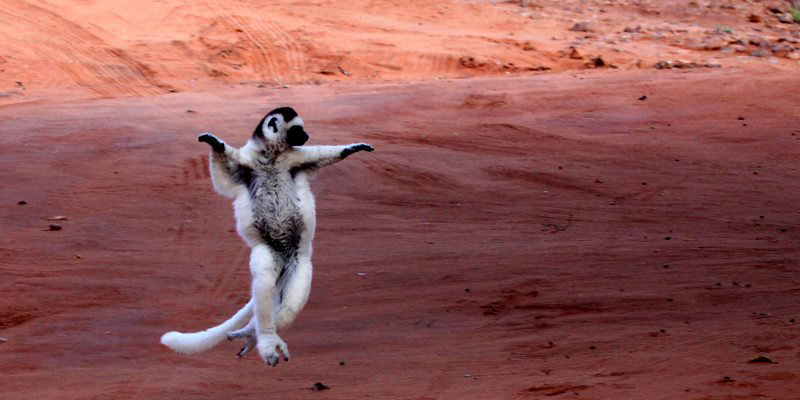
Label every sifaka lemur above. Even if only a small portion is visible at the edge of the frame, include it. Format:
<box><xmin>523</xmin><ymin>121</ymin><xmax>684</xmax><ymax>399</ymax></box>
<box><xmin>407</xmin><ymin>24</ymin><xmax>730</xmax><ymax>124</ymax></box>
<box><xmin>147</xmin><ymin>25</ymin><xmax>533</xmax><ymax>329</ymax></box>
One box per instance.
<box><xmin>160</xmin><ymin>107</ymin><xmax>373</xmax><ymax>366</ymax></box>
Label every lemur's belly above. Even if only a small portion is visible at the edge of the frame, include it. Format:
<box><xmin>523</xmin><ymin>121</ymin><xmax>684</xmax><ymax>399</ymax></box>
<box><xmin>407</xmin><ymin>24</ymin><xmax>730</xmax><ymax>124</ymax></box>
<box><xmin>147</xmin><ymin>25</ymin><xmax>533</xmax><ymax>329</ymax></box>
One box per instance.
<box><xmin>247</xmin><ymin>170</ymin><xmax>304</xmax><ymax>255</ymax></box>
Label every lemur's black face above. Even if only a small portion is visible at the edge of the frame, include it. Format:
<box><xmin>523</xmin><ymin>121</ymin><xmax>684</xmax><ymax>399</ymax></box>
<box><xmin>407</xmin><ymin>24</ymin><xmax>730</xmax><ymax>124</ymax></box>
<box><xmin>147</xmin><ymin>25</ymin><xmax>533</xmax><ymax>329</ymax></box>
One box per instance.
<box><xmin>253</xmin><ymin>106</ymin><xmax>309</xmax><ymax>150</ymax></box>
<box><xmin>286</xmin><ymin>125</ymin><xmax>308</xmax><ymax>146</ymax></box>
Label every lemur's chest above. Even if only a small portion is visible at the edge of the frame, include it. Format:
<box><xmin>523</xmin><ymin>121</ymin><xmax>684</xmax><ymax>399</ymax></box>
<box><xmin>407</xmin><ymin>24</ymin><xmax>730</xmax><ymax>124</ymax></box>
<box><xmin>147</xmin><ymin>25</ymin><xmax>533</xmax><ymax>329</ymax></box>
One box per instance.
<box><xmin>246</xmin><ymin>166</ymin><xmax>304</xmax><ymax>253</ymax></box>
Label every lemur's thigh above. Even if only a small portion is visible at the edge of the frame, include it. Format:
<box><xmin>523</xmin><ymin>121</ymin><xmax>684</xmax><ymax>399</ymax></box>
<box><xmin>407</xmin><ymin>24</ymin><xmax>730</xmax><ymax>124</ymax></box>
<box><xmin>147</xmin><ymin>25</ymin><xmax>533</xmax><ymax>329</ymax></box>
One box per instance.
<box><xmin>249</xmin><ymin>244</ymin><xmax>280</xmax><ymax>332</ymax></box>
<box><xmin>276</xmin><ymin>254</ymin><xmax>313</xmax><ymax>330</ymax></box>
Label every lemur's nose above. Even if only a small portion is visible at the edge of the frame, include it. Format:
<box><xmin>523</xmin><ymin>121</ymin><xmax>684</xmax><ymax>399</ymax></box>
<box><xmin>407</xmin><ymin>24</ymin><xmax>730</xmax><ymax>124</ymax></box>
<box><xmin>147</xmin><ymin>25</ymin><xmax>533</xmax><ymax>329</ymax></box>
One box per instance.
<box><xmin>287</xmin><ymin>126</ymin><xmax>309</xmax><ymax>146</ymax></box>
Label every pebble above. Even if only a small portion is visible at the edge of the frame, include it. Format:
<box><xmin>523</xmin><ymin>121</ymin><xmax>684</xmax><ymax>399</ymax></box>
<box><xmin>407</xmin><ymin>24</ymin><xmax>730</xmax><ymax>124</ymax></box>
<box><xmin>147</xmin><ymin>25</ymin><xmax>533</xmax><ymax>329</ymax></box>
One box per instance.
<box><xmin>721</xmin><ymin>44</ymin><xmax>746</xmax><ymax>54</ymax></box>
<box><xmin>777</xmin><ymin>13</ymin><xmax>794</xmax><ymax>24</ymax></box>
<box><xmin>569</xmin><ymin>22</ymin><xmax>593</xmax><ymax>32</ymax></box>
<box><xmin>748</xmin><ymin>355</ymin><xmax>776</xmax><ymax>364</ymax></box>
<box><xmin>311</xmin><ymin>382</ymin><xmax>330</xmax><ymax>391</ymax></box>
<box><xmin>771</xmin><ymin>44</ymin><xmax>794</xmax><ymax>57</ymax></box>
<box><xmin>17</xmin><ymin>201</ymin><xmax>26</xmax><ymax>205</ymax></box>
<box><xmin>47</xmin><ymin>224</ymin><xmax>62</xmax><ymax>231</ymax></box>
<box><xmin>0</xmin><ymin>336</ymin><xmax>6</xmax><ymax>343</ymax></box>
<box><xmin>569</xmin><ymin>48</ymin><xmax>583</xmax><ymax>59</ymax></box>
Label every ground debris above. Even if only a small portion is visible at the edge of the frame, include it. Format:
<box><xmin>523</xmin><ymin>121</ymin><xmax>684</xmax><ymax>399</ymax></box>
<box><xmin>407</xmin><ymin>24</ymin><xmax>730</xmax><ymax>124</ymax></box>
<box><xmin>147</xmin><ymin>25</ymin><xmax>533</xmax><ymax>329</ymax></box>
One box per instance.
<box><xmin>569</xmin><ymin>22</ymin><xmax>593</xmax><ymax>32</ymax></box>
<box><xmin>653</xmin><ymin>60</ymin><xmax>721</xmax><ymax>69</ymax></box>
<box><xmin>569</xmin><ymin>48</ymin><xmax>583</xmax><ymax>59</ymax></box>
<box><xmin>311</xmin><ymin>382</ymin><xmax>330</xmax><ymax>391</ymax></box>
<box><xmin>46</xmin><ymin>224</ymin><xmax>62</xmax><ymax>231</ymax></box>
<box><xmin>748</xmin><ymin>355</ymin><xmax>776</xmax><ymax>364</ymax></box>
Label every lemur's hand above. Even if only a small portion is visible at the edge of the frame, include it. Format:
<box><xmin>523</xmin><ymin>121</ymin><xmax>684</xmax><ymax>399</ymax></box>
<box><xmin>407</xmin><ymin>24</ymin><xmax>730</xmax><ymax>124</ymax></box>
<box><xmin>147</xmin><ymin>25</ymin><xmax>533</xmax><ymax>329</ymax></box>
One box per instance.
<box><xmin>198</xmin><ymin>132</ymin><xmax>225</xmax><ymax>153</ymax></box>
<box><xmin>341</xmin><ymin>143</ymin><xmax>374</xmax><ymax>159</ymax></box>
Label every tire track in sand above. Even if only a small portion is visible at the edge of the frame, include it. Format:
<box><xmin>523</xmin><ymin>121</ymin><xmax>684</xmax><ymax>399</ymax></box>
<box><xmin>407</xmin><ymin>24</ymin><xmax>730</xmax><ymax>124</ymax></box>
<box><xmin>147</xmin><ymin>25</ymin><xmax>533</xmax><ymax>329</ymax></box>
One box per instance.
<box><xmin>202</xmin><ymin>0</ymin><xmax>307</xmax><ymax>83</ymax></box>
<box><xmin>0</xmin><ymin>1</ymin><xmax>170</xmax><ymax>97</ymax></box>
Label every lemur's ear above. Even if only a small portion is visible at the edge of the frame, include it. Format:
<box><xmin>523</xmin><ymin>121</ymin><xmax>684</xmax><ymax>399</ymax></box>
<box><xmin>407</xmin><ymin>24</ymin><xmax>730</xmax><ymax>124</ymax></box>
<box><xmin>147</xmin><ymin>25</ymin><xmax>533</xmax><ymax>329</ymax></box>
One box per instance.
<box><xmin>267</xmin><ymin>117</ymin><xmax>278</xmax><ymax>133</ymax></box>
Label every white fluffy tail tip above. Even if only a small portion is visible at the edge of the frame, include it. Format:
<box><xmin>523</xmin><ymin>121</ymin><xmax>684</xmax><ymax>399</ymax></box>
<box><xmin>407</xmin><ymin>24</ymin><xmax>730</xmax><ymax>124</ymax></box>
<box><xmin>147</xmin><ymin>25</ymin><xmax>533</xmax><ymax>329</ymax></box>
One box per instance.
<box><xmin>160</xmin><ymin>331</ymin><xmax>221</xmax><ymax>355</ymax></box>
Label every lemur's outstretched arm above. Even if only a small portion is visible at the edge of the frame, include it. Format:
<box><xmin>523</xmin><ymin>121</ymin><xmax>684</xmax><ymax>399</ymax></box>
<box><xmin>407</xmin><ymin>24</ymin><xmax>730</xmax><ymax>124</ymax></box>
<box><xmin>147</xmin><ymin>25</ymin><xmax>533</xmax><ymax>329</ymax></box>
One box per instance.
<box><xmin>199</xmin><ymin>133</ymin><xmax>247</xmax><ymax>197</ymax></box>
<box><xmin>280</xmin><ymin>143</ymin><xmax>374</xmax><ymax>172</ymax></box>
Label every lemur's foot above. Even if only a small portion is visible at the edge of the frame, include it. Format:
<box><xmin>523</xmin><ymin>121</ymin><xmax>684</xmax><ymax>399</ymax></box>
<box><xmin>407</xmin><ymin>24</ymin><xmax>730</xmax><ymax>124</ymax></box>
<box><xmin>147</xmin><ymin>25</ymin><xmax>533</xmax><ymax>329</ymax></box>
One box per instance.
<box><xmin>227</xmin><ymin>325</ymin><xmax>257</xmax><ymax>358</ymax></box>
<box><xmin>341</xmin><ymin>143</ymin><xmax>374</xmax><ymax>158</ymax></box>
<box><xmin>226</xmin><ymin>325</ymin><xmax>254</xmax><ymax>341</ymax></box>
<box><xmin>236</xmin><ymin>336</ymin><xmax>256</xmax><ymax>358</ymax></box>
<box><xmin>198</xmin><ymin>132</ymin><xmax>225</xmax><ymax>152</ymax></box>
<box><xmin>256</xmin><ymin>333</ymin><xmax>290</xmax><ymax>367</ymax></box>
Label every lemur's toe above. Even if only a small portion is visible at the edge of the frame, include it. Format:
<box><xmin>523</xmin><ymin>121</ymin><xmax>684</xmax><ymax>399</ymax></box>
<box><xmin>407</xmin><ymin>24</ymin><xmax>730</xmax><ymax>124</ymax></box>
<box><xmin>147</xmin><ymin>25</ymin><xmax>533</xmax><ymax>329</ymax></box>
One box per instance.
<box><xmin>236</xmin><ymin>337</ymin><xmax>256</xmax><ymax>358</ymax></box>
<box><xmin>265</xmin><ymin>354</ymin><xmax>280</xmax><ymax>366</ymax></box>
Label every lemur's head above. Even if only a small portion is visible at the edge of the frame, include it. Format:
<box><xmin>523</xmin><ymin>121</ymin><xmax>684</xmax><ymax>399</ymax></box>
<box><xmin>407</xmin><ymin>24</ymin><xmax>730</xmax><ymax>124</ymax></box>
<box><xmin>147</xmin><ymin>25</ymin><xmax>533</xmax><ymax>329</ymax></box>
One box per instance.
<box><xmin>252</xmin><ymin>107</ymin><xmax>309</xmax><ymax>152</ymax></box>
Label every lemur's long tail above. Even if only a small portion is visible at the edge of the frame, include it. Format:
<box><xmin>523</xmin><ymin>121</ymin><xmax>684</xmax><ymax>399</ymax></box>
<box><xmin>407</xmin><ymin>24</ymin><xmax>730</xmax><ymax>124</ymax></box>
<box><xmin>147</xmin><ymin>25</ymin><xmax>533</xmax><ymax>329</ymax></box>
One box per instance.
<box><xmin>160</xmin><ymin>299</ymin><xmax>253</xmax><ymax>354</ymax></box>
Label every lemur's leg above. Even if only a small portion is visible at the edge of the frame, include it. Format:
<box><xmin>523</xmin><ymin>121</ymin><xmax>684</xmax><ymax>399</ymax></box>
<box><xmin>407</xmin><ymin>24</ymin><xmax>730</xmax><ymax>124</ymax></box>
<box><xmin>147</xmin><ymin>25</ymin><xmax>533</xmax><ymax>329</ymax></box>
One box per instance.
<box><xmin>249</xmin><ymin>243</ymin><xmax>290</xmax><ymax>366</ymax></box>
<box><xmin>275</xmin><ymin>254</ymin><xmax>313</xmax><ymax>330</ymax></box>
<box><xmin>281</xmin><ymin>143</ymin><xmax>374</xmax><ymax>172</ymax></box>
<box><xmin>276</xmin><ymin>171</ymin><xmax>316</xmax><ymax>330</ymax></box>
<box><xmin>198</xmin><ymin>133</ymin><xmax>248</xmax><ymax>197</ymax></box>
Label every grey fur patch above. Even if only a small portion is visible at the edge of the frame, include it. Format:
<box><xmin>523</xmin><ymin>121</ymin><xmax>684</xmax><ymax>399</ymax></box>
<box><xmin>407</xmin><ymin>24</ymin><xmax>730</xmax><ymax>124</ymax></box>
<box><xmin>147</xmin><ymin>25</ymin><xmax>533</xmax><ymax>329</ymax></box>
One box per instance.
<box><xmin>247</xmin><ymin>164</ymin><xmax>304</xmax><ymax>266</ymax></box>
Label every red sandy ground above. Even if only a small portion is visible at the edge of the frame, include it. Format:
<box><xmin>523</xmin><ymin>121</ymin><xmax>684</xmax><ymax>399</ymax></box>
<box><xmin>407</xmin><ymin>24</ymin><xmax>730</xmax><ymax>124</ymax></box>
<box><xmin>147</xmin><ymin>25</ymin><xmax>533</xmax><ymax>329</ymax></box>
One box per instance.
<box><xmin>1</xmin><ymin>1</ymin><xmax>800</xmax><ymax>399</ymax></box>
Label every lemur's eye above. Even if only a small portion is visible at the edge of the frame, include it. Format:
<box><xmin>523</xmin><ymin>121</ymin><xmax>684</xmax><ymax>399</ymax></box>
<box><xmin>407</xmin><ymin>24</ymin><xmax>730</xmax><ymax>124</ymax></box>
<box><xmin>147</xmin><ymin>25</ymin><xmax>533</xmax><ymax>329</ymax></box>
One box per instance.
<box><xmin>267</xmin><ymin>117</ymin><xmax>278</xmax><ymax>133</ymax></box>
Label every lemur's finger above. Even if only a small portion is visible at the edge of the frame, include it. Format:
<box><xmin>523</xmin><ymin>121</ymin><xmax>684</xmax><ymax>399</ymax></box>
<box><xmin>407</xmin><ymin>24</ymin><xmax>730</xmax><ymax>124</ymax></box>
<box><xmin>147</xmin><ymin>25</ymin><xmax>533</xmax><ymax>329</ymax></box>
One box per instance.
<box><xmin>198</xmin><ymin>133</ymin><xmax>225</xmax><ymax>152</ymax></box>
<box><xmin>341</xmin><ymin>143</ymin><xmax>373</xmax><ymax>158</ymax></box>
<box><xmin>277</xmin><ymin>341</ymin><xmax>290</xmax><ymax>361</ymax></box>
<box><xmin>266</xmin><ymin>354</ymin><xmax>279</xmax><ymax>367</ymax></box>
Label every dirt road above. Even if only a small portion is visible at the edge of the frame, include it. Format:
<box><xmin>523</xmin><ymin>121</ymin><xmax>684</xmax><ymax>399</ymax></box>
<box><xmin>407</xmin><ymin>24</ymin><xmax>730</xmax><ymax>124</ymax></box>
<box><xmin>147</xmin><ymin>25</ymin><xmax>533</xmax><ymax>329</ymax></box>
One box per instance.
<box><xmin>2</xmin><ymin>0</ymin><xmax>800</xmax><ymax>398</ymax></box>
<box><xmin>2</xmin><ymin>68</ymin><xmax>800</xmax><ymax>399</ymax></box>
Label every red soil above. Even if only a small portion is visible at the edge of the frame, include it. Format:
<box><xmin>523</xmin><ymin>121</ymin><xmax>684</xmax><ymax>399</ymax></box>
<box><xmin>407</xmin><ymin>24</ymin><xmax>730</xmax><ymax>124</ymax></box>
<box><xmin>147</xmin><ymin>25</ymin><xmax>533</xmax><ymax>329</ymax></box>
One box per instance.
<box><xmin>1</xmin><ymin>1</ymin><xmax>799</xmax><ymax>399</ymax></box>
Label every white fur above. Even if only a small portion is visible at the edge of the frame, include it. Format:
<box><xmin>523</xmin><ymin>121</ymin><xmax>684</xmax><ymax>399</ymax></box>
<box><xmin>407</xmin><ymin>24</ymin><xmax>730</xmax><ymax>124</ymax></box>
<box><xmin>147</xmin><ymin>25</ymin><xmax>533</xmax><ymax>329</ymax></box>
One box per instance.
<box><xmin>161</xmin><ymin>111</ymin><xmax>371</xmax><ymax>365</ymax></box>
<box><xmin>160</xmin><ymin>299</ymin><xmax>253</xmax><ymax>354</ymax></box>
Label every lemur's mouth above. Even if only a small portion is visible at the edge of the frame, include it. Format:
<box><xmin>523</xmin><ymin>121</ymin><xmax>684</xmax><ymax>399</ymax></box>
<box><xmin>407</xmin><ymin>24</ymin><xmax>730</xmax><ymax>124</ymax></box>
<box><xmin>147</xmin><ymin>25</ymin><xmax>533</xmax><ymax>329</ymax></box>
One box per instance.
<box><xmin>286</xmin><ymin>126</ymin><xmax>309</xmax><ymax>146</ymax></box>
